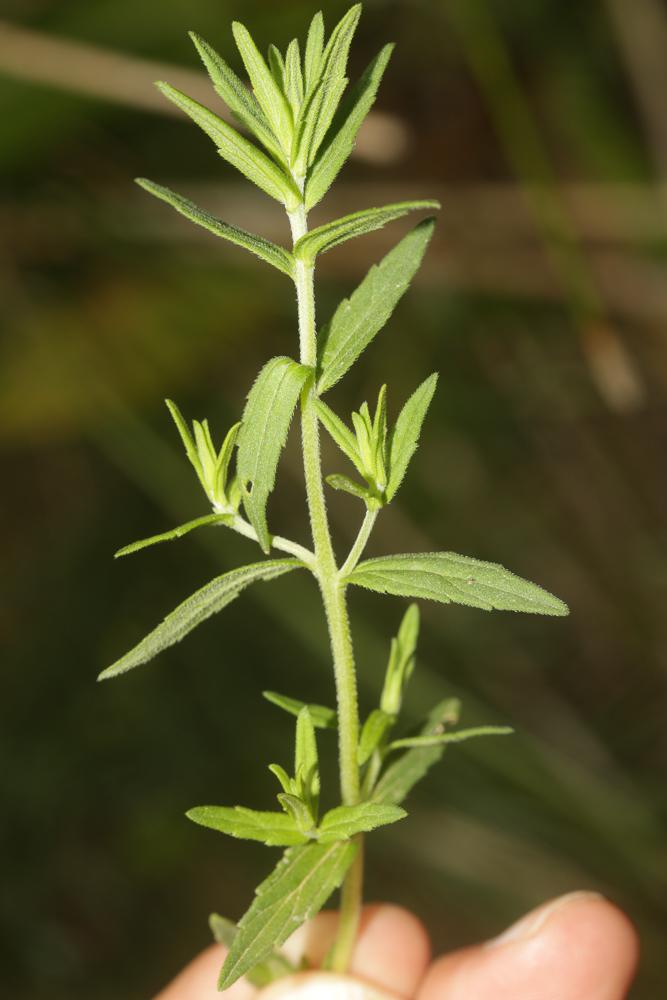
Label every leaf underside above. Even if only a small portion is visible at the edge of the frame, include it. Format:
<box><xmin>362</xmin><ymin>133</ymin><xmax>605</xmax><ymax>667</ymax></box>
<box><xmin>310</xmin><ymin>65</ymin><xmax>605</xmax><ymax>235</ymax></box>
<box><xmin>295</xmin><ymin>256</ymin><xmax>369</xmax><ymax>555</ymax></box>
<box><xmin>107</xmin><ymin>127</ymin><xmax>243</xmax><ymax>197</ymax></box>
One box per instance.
<box><xmin>237</xmin><ymin>357</ymin><xmax>312</xmax><ymax>553</ymax></box>
<box><xmin>218</xmin><ymin>840</ymin><xmax>357</xmax><ymax>990</ymax></box>
<box><xmin>347</xmin><ymin>553</ymin><xmax>569</xmax><ymax>616</ymax></box>
<box><xmin>99</xmin><ymin>560</ymin><xmax>300</xmax><ymax>680</ymax></box>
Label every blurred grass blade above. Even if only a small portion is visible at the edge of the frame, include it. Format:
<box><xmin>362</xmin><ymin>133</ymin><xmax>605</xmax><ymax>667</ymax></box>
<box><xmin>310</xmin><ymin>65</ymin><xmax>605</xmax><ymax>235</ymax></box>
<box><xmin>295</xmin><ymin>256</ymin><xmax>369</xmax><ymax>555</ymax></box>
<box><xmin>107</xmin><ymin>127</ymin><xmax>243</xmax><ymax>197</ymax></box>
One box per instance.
<box><xmin>136</xmin><ymin>179</ymin><xmax>295</xmax><ymax>276</ymax></box>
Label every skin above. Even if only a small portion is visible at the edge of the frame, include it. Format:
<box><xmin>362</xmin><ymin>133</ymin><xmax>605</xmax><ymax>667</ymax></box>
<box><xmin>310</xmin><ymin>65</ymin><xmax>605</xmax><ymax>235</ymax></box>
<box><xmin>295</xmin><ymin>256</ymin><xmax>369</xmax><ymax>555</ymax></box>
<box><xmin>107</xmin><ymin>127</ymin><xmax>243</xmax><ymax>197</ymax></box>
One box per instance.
<box><xmin>154</xmin><ymin>893</ymin><xmax>639</xmax><ymax>1000</ymax></box>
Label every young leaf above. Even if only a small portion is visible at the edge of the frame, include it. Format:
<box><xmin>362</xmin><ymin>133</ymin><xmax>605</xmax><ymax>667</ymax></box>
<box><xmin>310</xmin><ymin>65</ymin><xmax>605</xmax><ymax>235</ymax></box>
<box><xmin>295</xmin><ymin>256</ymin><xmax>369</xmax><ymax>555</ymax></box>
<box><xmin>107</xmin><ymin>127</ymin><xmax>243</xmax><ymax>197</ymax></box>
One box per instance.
<box><xmin>304</xmin><ymin>11</ymin><xmax>325</xmax><ymax>95</ymax></box>
<box><xmin>268</xmin><ymin>764</ymin><xmax>294</xmax><ymax>795</ymax></box>
<box><xmin>325</xmin><ymin>474</ymin><xmax>376</xmax><ymax>505</ymax></box>
<box><xmin>372</xmin><ymin>700</ymin><xmax>457</xmax><ymax>806</ymax></box>
<box><xmin>277</xmin><ymin>793</ymin><xmax>315</xmax><ymax>833</ymax></box>
<box><xmin>98</xmin><ymin>560</ymin><xmax>300</xmax><ymax>680</ymax></box>
<box><xmin>154</xmin><ymin>83</ymin><xmax>301</xmax><ymax>211</ymax></box>
<box><xmin>165</xmin><ymin>398</ymin><xmax>205</xmax><ymax>484</ymax></box>
<box><xmin>314</xmin><ymin>398</ymin><xmax>361</xmax><ymax>469</ymax></box>
<box><xmin>318</xmin><ymin>221</ymin><xmax>436</xmax><ymax>392</ymax></box>
<box><xmin>292</xmin><ymin>74</ymin><xmax>348</xmax><ymax>177</ymax></box>
<box><xmin>381</xmin><ymin>604</ymin><xmax>420</xmax><ymax>715</ymax></box>
<box><xmin>237</xmin><ymin>358</ymin><xmax>312</xmax><ymax>553</ymax></box>
<box><xmin>263</xmin><ymin>691</ymin><xmax>337</xmax><ymax>730</ymax></box>
<box><xmin>267</xmin><ymin>44</ymin><xmax>286</xmax><ymax>90</ymax></box>
<box><xmin>305</xmin><ymin>44</ymin><xmax>394</xmax><ymax>210</ymax></box>
<box><xmin>295</xmin><ymin>707</ymin><xmax>320</xmax><ymax>811</ymax></box>
<box><xmin>218</xmin><ymin>841</ymin><xmax>357</xmax><ymax>990</ymax></box>
<box><xmin>136</xmin><ymin>179</ymin><xmax>294</xmax><ymax>277</ymax></box>
<box><xmin>346</xmin><ymin>553</ymin><xmax>570</xmax><ymax>616</ymax></box>
<box><xmin>386</xmin><ymin>373</ymin><xmax>438</xmax><ymax>499</ymax></box>
<box><xmin>317</xmin><ymin>801</ymin><xmax>406</xmax><ymax>843</ymax></box>
<box><xmin>358</xmin><ymin>709</ymin><xmax>395</xmax><ymax>766</ymax></box>
<box><xmin>187</xmin><ymin>805</ymin><xmax>307</xmax><ymax>847</ymax></box>
<box><xmin>294</xmin><ymin>201</ymin><xmax>440</xmax><ymax>265</ymax></box>
<box><xmin>232</xmin><ymin>21</ymin><xmax>294</xmax><ymax>151</ymax></box>
<box><xmin>114</xmin><ymin>513</ymin><xmax>233</xmax><ymax>559</ymax></box>
<box><xmin>285</xmin><ymin>38</ymin><xmax>304</xmax><ymax>116</ymax></box>
<box><xmin>209</xmin><ymin>915</ymin><xmax>296</xmax><ymax>988</ymax></box>
<box><xmin>390</xmin><ymin>725</ymin><xmax>513</xmax><ymax>749</ymax></box>
<box><xmin>320</xmin><ymin>5</ymin><xmax>361</xmax><ymax>81</ymax></box>
<box><xmin>188</xmin><ymin>32</ymin><xmax>285</xmax><ymax>164</ymax></box>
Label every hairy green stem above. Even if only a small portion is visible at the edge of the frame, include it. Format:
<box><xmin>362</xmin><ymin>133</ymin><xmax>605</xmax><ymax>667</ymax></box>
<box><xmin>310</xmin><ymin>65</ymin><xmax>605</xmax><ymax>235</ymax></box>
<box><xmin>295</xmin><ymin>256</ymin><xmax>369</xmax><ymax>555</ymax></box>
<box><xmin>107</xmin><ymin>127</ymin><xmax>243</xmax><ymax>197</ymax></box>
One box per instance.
<box><xmin>340</xmin><ymin>509</ymin><xmax>378</xmax><ymax>578</ymax></box>
<box><xmin>289</xmin><ymin>200</ymin><xmax>364</xmax><ymax>972</ymax></box>
<box><xmin>229</xmin><ymin>513</ymin><xmax>315</xmax><ymax>566</ymax></box>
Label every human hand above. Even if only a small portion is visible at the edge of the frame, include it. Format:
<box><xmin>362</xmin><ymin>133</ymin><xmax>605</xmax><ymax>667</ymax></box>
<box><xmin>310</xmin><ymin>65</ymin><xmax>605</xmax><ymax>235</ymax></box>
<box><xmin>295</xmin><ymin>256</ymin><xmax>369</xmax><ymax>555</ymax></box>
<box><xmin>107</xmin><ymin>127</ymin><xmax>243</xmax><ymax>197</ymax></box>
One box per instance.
<box><xmin>154</xmin><ymin>892</ymin><xmax>638</xmax><ymax>1000</ymax></box>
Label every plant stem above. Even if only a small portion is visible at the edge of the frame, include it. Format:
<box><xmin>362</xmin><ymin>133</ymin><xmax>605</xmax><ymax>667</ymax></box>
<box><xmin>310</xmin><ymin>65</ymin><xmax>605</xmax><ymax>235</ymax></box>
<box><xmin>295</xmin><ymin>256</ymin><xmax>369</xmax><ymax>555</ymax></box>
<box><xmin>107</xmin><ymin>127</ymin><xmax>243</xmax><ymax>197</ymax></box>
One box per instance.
<box><xmin>289</xmin><ymin>200</ymin><xmax>364</xmax><ymax>972</ymax></box>
<box><xmin>229</xmin><ymin>513</ymin><xmax>315</xmax><ymax>566</ymax></box>
<box><xmin>340</xmin><ymin>509</ymin><xmax>378</xmax><ymax>578</ymax></box>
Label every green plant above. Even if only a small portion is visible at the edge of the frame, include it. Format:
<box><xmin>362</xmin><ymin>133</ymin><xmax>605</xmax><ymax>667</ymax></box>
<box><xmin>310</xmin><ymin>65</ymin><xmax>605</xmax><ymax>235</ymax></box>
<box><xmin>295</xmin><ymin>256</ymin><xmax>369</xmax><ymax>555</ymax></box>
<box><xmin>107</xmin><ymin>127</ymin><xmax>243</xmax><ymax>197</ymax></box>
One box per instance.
<box><xmin>100</xmin><ymin>6</ymin><xmax>569</xmax><ymax>990</ymax></box>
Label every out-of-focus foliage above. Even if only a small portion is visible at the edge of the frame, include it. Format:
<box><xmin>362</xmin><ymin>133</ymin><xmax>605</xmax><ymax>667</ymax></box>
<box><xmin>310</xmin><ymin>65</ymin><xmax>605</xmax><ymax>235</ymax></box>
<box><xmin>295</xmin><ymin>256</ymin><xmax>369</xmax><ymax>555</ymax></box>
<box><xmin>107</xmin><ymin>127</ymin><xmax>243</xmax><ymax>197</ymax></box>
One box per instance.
<box><xmin>2</xmin><ymin>1</ymin><xmax>666</xmax><ymax>997</ymax></box>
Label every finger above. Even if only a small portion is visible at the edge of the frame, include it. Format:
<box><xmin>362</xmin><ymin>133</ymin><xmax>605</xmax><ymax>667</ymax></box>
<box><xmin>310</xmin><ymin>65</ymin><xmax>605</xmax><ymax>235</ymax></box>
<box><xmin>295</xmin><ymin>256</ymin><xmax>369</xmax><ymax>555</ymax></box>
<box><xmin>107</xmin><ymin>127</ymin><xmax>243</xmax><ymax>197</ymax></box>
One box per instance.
<box><xmin>417</xmin><ymin>891</ymin><xmax>639</xmax><ymax>1000</ymax></box>
<box><xmin>286</xmin><ymin>904</ymin><xmax>431</xmax><ymax>998</ymax></box>
<box><xmin>153</xmin><ymin>943</ymin><xmax>257</xmax><ymax>1000</ymax></box>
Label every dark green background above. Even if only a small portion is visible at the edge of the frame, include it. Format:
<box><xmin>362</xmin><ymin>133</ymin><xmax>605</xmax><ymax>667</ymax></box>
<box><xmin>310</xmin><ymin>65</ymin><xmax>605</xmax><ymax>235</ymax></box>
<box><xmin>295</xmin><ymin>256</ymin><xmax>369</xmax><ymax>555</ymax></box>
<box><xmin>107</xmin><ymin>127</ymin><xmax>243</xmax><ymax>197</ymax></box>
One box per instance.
<box><xmin>2</xmin><ymin>1</ymin><xmax>666</xmax><ymax>996</ymax></box>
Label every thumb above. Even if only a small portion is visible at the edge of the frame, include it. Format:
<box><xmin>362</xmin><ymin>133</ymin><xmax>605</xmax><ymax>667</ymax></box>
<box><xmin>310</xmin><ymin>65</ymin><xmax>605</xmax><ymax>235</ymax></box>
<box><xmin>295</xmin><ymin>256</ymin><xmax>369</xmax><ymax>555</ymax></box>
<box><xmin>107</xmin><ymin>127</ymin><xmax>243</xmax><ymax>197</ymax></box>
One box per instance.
<box><xmin>417</xmin><ymin>892</ymin><xmax>639</xmax><ymax>1000</ymax></box>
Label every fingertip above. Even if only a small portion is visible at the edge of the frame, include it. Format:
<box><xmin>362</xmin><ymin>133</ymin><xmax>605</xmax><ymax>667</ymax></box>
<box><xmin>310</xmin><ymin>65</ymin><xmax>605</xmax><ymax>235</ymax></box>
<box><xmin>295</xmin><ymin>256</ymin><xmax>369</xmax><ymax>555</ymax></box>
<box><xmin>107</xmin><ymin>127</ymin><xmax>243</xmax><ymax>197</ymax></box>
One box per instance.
<box><xmin>350</xmin><ymin>904</ymin><xmax>431</xmax><ymax>998</ymax></box>
<box><xmin>418</xmin><ymin>893</ymin><xmax>639</xmax><ymax>1000</ymax></box>
<box><xmin>154</xmin><ymin>944</ymin><xmax>256</xmax><ymax>1000</ymax></box>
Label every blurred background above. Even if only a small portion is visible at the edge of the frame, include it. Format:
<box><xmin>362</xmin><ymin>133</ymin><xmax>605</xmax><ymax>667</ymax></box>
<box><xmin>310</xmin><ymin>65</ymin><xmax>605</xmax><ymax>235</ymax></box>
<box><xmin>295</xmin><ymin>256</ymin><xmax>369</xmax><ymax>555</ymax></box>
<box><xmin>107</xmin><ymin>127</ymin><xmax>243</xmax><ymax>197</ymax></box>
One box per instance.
<box><xmin>2</xmin><ymin>0</ymin><xmax>666</xmax><ymax>996</ymax></box>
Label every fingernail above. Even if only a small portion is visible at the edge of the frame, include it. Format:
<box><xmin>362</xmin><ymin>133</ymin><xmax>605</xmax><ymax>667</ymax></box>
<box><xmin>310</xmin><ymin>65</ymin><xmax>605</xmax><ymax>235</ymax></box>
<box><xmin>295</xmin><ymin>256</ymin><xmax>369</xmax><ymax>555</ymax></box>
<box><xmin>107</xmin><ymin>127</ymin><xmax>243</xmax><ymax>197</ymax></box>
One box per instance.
<box><xmin>485</xmin><ymin>891</ymin><xmax>605</xmax><ymax>949</ymax></box>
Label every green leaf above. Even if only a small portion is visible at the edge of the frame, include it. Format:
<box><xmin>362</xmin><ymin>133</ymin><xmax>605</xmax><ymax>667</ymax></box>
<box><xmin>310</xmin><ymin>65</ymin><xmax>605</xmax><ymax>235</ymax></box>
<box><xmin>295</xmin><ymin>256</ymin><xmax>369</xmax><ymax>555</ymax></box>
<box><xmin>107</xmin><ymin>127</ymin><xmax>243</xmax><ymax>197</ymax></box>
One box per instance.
<box><xmin>98</xmin><ymin>560</ymin><xmax>300</xmax><ymax>680</ymax></box>
<box><xmin>213</xmin><ymin>421</ymin><xmax>242</xmax><ymax>507</ymax></box>
<box><xmin>114</xmin><ymin>514</ymin><xmax>232</xmax><ymax>558</ymax></box>
<box><xmin>317</xmin><ymin>801</ymin><xmax>406</xmax><ymax>843</ymax></box>
<box><xmin>278</xmin><ymin>793</ymin><xmax>315</xmax><ymax>833</ymax></box>
<box><xmin>136</xmin><ymin>179</ymin><xmax>294</xmax><ymax>277</ymax></box>
<box><xmin>292</xmin><ymin>74</ymin><xmax>348</xmax><ymax>177</ymax></box>
<box><xmin>386</xmin><ymin>373</ymin><xmax>438</xmax><ymax>499</ymax></box>
<box><xmin>237</xmin><ymin>357</ymin><xmax>312</xmax><ymax>553</ymax></box>
<box><xmin>295</xmin><ymin>707</ymin><xmax>320</xmax><ymax>812</ymax></box>
<box><xmin>305</xmin><ymin>44</ymin><xmax>393</xmax><ymax>210</ymax></box>
<box><xmin>358</xmin><ymin>709</ymin><xmax>395</xmax><ymax>766</ymax></box>
<box><xmin>381</xmin><ymin>604</ymin><xmax>420</xmax><ymax>715</ymax></box>
<box><xmin>325</xmin><ymin>473</ymin><xmax>375</xmax><ymax>505</ymax></box>
<box><xmin>314</xmin><ymin>398</ymin><xmax>361</xmax><ymax>469</ymax></box>
<box><xmin>294</xmin><ymin>201</ymin><xmax>440</xmax><ymax>264</ymax></box>
<box><xmin>390</xmin><ymin>725</ymin><xmax>513</xmax><ymax>749</ymax></box>
<box><xmin>165</xmin><ymin>398</ymin><xmax>205</xmax><ymax>486</ymax></box>
<box><xmin>187</xmin><ymin>805</ymin><xmax>307</xmax><ymax>847</ymax></box>
<box><xmin>218</xmin><ymin>841</ymin><xmax>357</xmax><ymax>990</ymax></box>
<box><xmin>320</xmin><ymin>5</ymin><xmax>362</xmax><ymax>83</ymax></box>
<box><xmin>154</xmin><ymin>83</ymin><xmax>300</xmax><ymax>211</ymax></box>
<box><xmin>267</xmin><ymin>44</ymin><xmax>286</xmax><ymax>90</ymax></box>
<box><xmin>347</xmin><ymin>553</ymin><xmax>569</xmax><ymax>616</ymax></box>
<box><xmin>268</xmin><ymin>763</ymin><xmax>293</xmax><ymax>795</ymax></box>
<box><xmin>372</xmin><ymin>700</ymin><xmax>457</xmax><ymax>806</ymax></box>
<box><xmin>285</xmin><ymin>38</ymin><xmax>304</xmax><ymax>116</ymax></box>
<box><xmin>209</xmin><ymin>915</ymin><xmax>296</xmax><ymax>988</ymax></box>
<box><xmin>232</xmin><ymin>21</ymin><xmax>294</xmax><ymax>152</ymax></box>
<box><xmin>188</xmin><ymin>32</ymin><xmax>285</xmax><ymax>164</ymax></box>
<box><xmin>263</xmin><ymin>691</ymin><xmax>337</xmax><ymax>730</ymax></box>
<box><xmin>304</xmin><ymin>11</ymin><xmax>325</xmax><ymax>95</ymax></box>
<box><xmin>318</xmin><ymin>221</ymin><xmax>435</xmax><ymax>392</ymax></box>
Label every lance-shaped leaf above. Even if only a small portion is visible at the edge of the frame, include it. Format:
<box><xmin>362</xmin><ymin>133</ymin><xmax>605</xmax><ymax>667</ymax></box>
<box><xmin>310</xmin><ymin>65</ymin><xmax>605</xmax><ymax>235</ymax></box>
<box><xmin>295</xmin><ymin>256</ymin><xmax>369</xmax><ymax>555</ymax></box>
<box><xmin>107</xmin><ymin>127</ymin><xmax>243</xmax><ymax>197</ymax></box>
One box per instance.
<box><xmin>358</xmin><ymin>709</ymin><xmax>395</xmax><ymax>766</ymax></box>
<box><xmin>386</xmin><ymin>373</ymin><xmax>438</xmax><ymax>499</ymax></box>
<box><xmin>372</xmin><ymin>700</ymin><xmax>459</xmax><ymax>806</ymax></box>
<box><xmin>114</xmin><ymin>513</ymin><xmax>233</xmax><ymax>558</ymax></box>
<box><xmin>155</xmin><ymin>83</ymin><xmax>301</xmax><ymax>211</ymax></box>
<box><xmin>232</xmin><ymin>21</ymin><xmax>294</xmax><ymax>151</ymax></box>
<box><xmin>381</xmin><ymin>604</ymin><xmax>420</xmax><ymax>715</ymax></box>
<box><xmin>187</xmin><ymin>805</ymin><xmax>308</xmax><ymax>847</ymax></box>
<box><xmin>390</xmin><ymin>725</ymin><xmax>513</xmax><ymax>750</ymax></box>
<box><xmin>136</xmin><ymin>180</ymin><xmax>295</xmax><ymax>276</ymax></box>
<box><xmin>306</xmin><ymin>44</ymin><xmax>394</xmax><ymax>210</ymax></box>
<box><xmin>295</xmin><ymin>707</ymin><xmax>320</xmax><ymax>814</ymax></box>
<box><xmin>237</xmin><ymin>358</ymin><xmax>312</xmax><ymax>553</ymax></box>
<box><xmin>314</xmin><ymin>398</ymin><xmax>361</xmax><ymax>468</ymax></box>
<box><xmin>304</xmin><ymin>11</ymin><xmax>325</xmax><ymax>95</ymax></box>
<box><xmin>218</xmin><ymin>841</ymin><xmax>357</xmax><ymax>990</ymax></box>
<box><xmin>285</xmin><ymin>38</ymin><xmax>304</xmax><ymax>116</ymax></box>
<box><xmin>294</xmin><ymin>201</ymin><xmax>440</xmax><ymax>265</ymax></box>
<box><xmin>263</xmin><ymin>691</ymin><xmax>337</xmax><ymax>730</ymax></box>
<box><xmin>346</xmin><ymin>553</ymin><xmax>569</xmax><ymax>616</ymax></box>
<box><xmin>209</xmin><ymin>915</ymin><xmax>295</xmax><ymax>988</ymax></box>
<box><xmin>318</xmin><ymin>221</ymin><xmax>436</xmax><ymax>392</ymax></box>
<box><xmin>326</xmin><ymin>473</ymin><xmax>376</xmax><ymax>505</ymax></box>
<box><xmin>98</xmin><ymin>560</ymin><xmax>300</xmax><ymax>680</ymax></box>
<box><xmin>188</xmin><ymin>32</ymin><xmax>285</xmax><ymax>164</ymax></box>
<box><xmin>317</xmin><ymin>801</ymin><xmax>406</xmax><ymax>843</ymax></box>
